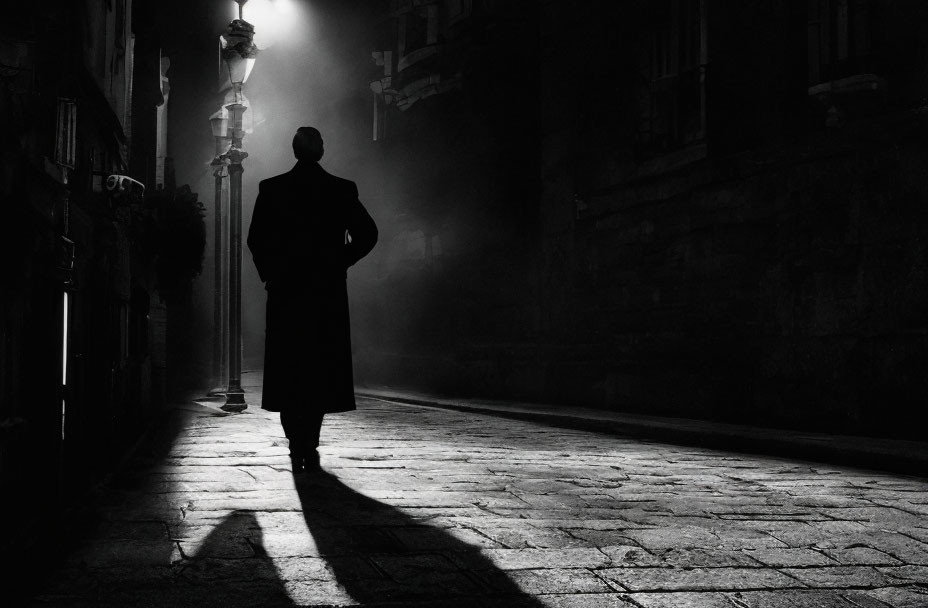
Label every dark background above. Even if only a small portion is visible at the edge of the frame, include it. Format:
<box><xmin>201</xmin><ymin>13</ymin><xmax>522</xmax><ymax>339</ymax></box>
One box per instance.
<box><xmin>3</xmin><ymin>3</ymin><xmax>927</xmax><ymax>520</ymax></box>
<box><xmin>156</xmin><ymin>0</ymin><xmax>928</xmax><ymax>438</ymax></box>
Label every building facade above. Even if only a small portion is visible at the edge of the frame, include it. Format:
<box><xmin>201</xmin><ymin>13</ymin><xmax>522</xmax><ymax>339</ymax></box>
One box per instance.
<box><xmin>366</xmin><ymin>0</ymin><xmax>928</xmax><ymax>438</ymax></box>
<box><xmin>0</xmin><ymin>0</ymin><xmax>196</xmax><ymax>547</ymax></box>
<box><xmin>534</xmin><ymin>0</ymin><xmax>928</xmax><ymax>437</ymax></box>
<box><xmin>360</xmin><ymin>0</ymin><xmax>541</xmax><ymax>392</ymax></box>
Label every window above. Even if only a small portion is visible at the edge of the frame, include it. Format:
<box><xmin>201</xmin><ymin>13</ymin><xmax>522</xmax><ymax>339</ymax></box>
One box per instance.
<box><xmin>55</xmin><ymin>98</ymin><xmax>77</xmax><ymax>169</ymax></box>
<box><xmin>399</xmin><ymin>5</ymin><xmax>438</xmax><ymax>59</ymax></box>
<box><xmin>403</xmin><ymin>10</ymin><xmax>428</xmax><ymax>55</ymax></box>
<box><xmin>115</xmin><ymin>0</ymin><xmax>126</xmax><ymax>52</ymax></box>
<box><xmin>446</xmin><ymin>0</ymin><xmax>463</xmax><ymax>20</ymax></box>
<box><xmin>444</xmin><ymin>0</ymin><xmax>471</xmax><ymax>25</ymax></box>
<box><xmin>808</xmin><ymin>0</ymin><xmax>874</xmax><ymax>84</ymax></box>
<box><xmin>637</xmin><ymin>0</ymin><xmax>707</xmax><ymax>156</ymax></box>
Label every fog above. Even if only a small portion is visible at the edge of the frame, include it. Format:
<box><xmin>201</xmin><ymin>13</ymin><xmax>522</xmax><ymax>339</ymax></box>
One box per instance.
<box><xmin>230</xmin><ymin>0</ymin><xmax>381</xmax><ymax>369</ymax></box>
<box><xmin>161</xmin><ymin>0</ymin><xmax>526</xmax><ymax>392</ymax></box>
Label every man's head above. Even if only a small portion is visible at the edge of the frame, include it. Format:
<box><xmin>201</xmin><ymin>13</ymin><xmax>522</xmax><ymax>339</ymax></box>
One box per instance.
<box><xmin>292</xmin><ymin>126</ymin><xmax>324</xmax><ymax>162</ymax></box>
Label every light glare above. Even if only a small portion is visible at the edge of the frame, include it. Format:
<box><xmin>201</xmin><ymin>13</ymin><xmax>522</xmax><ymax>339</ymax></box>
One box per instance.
<box><xmin>230</xmin><ymin>0</ymin><xmax>296</xmax><ymax>49</ymax></box>
<box><xmin>62</xmin><ymin>291</ymin><xmax>69</xmax><ymax>440</ymax></box>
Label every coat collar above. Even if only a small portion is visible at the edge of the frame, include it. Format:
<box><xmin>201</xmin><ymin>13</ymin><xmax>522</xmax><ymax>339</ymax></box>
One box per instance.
<box><xmin>292</xmin><ymin>160</ymin><xmax>325</xmax><ymax>175</ymax></box>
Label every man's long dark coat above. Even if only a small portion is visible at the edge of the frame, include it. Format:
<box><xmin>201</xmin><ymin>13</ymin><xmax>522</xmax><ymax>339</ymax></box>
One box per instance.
<box><xmin>247</xmin><ymin>160</ymin><xmax>377</xmax><ymax>413</ymax></box>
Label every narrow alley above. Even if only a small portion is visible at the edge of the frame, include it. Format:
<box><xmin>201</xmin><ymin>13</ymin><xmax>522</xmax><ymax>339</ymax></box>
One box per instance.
<box><xmin>25</xmin><ymin>375</ymin><xmax>928</xmax><ymax>608</ymax></box>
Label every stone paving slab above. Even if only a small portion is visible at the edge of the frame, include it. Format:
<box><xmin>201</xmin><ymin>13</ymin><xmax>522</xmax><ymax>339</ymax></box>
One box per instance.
<box><xmin>19</xmin><ymin>384</ymin><xmax>928</xmax><ymax>607</ymax></box>
<box><xmin>598</xmin><ymin>567</ymin><xmax>804</xmax><ymax>592</ymax></box>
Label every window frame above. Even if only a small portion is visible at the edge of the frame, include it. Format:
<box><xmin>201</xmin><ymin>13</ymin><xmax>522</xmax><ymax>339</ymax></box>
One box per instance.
<box><xmin>636</xmin><ymin>0</ymin><xmax>708</xmax><ymax>159</ymax></box>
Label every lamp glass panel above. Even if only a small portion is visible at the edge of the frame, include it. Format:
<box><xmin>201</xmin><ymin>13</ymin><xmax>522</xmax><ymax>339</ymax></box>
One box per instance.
<box><xmin>210</xmin><ymin>115</ymin><xmax>228</xmax><ymax>137</ymax></box>
<box><xmin>225</xmin><ymin>53</ymin><xmax>248</xmax><ymax>85</ymax></box>
<box><xmin>243</xmin><ymin>57</ymin><xmax>256</xmax><ymax>83</ymax></box>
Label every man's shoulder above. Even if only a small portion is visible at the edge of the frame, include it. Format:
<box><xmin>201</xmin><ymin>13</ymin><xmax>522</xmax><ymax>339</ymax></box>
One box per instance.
<box><xmin>259</xmin><ymin>173</ymin><xmax>290</xmax><ymax>189</ymax></box>
<box><xmin>323</xmin><ymin>172</ymin><xmax>356</xmax><ymax>192</ymax></box>
<box><xmin>258</xmin><ymin>166</ymin><xmax>356</xmax><ymax>195</ymax></box>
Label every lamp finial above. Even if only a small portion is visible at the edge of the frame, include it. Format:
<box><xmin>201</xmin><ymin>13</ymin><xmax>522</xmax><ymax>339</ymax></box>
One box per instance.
<box><xmin>235</xmin><ymin>0</ymin><xmax>248</xmax><ymax>21</ymax></box>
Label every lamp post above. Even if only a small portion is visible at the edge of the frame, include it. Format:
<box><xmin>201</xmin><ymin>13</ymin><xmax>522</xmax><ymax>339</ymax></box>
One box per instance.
<box><xmin>219</xmin><ymin>0</ymin><xmax>257</xmax><ymax>411</ymax></box>
<box><xmin>209</xmin><ymin>110</ymin><xmax>229</xmax><ymax>397</ymax></box>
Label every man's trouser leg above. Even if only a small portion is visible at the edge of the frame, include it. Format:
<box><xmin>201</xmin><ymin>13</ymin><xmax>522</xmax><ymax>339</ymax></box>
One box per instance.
<box><xmin>281</xmin><ymin>411</ymin><xmax>325</xmax><ymax>460</ymax></box>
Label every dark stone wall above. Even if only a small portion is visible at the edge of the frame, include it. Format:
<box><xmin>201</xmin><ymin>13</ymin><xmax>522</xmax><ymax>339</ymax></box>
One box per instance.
<box><xmin>353</xmin><ymin>1</ymin><xmax>542</xmax><ymax>395</ymax></box>
<box><xmin>529</xmin><ymin>0</ymin><xmax>928</xmax><ymax>437</ymax></box>
<box><xmin>0</xmin><ymin>1</ymin><xmax>175</xmax><ymax>538</ymax></box>
<box><xmin>355</xmin><ymin>1</ymin><xmax>928</xmax><ymax>439</ymax></box>
<box><xmin>534</xmin><ymin>132</ymin><xmax>928</xmax><ymax>434</ymax></box>
<box><xmin>355</xmin><ymin>0</ymin><xmax>928</xmax><ymax>436</ymax></box>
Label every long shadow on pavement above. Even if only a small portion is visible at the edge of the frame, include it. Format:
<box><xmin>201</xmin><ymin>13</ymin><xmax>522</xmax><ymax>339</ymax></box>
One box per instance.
<box><xmin>30</xmin><ymin>511</ymin><xmax>297</xmax><ymax>608</ymax></box>
<box><xmin>167</xmin><ymin>510</ymin><xmax>296</xmax><ymax>608</ymax></box>
<box><xmin>294</xmin><ymin>470</ymin><xmax>547</xmax><ymax>608</ymax></box>
<box><xmin>24</xmin><ymin>402</ymin><xmax>297</xmax><ymax>608</ymax></box>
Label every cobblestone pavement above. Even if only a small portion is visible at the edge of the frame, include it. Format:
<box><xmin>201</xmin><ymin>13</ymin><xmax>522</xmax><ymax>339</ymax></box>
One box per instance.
<box><xmin>29</xmin><ymin>390</ymin><xmax>928</xmax><ymax>607</ymax></box>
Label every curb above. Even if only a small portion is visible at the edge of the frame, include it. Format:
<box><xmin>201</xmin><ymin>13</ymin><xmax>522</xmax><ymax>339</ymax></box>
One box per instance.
<box><xmin>356</xmin><ymin>390</ymin><xmax>928</xmax><ymax>478</ymax></box>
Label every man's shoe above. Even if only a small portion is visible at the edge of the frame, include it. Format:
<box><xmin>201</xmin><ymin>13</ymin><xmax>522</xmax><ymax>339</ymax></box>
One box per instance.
<box><xmin>304</xmin><ymin>451</ymin><xmax>321</xmax><ymax>472</ymax></box>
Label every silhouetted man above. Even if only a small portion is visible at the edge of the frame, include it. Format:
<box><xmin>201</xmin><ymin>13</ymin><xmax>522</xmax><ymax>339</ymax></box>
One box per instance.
<box><xmin>247</xmin><ymin>126</ymin><xmax>377</xmax><ymax>472</ymax></box>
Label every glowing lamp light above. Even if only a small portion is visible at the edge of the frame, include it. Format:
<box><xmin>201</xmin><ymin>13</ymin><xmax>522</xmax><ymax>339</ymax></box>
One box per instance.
<box><xmin>229</xmin><ymin>0</ymin><xmax>296</xmax><ymax>49</ymax></box>
<box><xmin>209</xmin><ymin>109</ymin><xmax>229</xmax><ymax>138</ymax></box>
<box><xmin>220</xmin><ymin>13</ymin><xmax>258</xmax><ymax>94</ymax></box>
<box><xmin>220</xmin><ymin>31</ymin><xmax>257</xmax><ymax>84</ymax></box>
<box><xmin>209</xmin><ymin>109</ymin><xmax>231</xmax><ymax>159</ymax></box>
<box><xmin>220</xmin><ymin>90</ymin><xmax>254</xmax><ymax>134</ymax></box>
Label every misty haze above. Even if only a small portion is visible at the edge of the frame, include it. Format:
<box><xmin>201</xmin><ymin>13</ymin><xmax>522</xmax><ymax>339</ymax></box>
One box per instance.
<box><xmin>4</xmin><ymin>1</ymin><xmax>928</xmax><ymax>606</ymax></box>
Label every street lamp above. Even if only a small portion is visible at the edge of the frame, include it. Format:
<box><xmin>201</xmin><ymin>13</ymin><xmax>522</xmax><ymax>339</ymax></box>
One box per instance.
<box><xmin>208</xmin><ymin>109</ymin><xmax>229</xmax><ymax>397</ymax></box>
<box><xmin>219</xmin><ymin>0</ymin><xmax>258</xmax><ymax>411</ymax></box>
